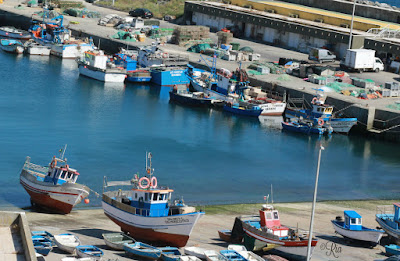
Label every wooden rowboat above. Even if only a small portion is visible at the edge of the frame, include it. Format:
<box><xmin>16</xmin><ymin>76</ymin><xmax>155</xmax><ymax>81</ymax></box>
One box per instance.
<box><xmin>102</xmin><ymin>232</ymin><xmax>135</xmax><ymax>250</ymax></box>
<box><xmin>54</xmin><ymin>233</ymin><xmax>81</xmax><ymax>254</ymax></box>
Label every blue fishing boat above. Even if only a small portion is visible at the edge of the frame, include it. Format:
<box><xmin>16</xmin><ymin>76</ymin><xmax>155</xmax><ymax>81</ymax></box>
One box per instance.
<box><xmin>169</xmin><ymin>89</ymin><xmax>216</xmax><ymax>107</ymax></box>
<box><xmin>124</xmin><ymin>242</ymin><xmax>162</xmax><ymax>260</ymax></box>
<box><xmin>285</xmin><ymin>92</ymin><xmax>357</xmax><ymax>134</ymax></box>
<box><xmin>31</xmin><ymin>231</ymin><xmax>55</xmax><ymax>246</ymax></box>
<box><xmin>281</xmin><ymin>119</ymin><xmax>326</xmax><ymax>135</ymax></box>
<box><xmin>32</xmin><ymin>236</ymin><xmax>53</xmax><ymax>256</ymax></box>
<box><xmin>76</xmin><ymin>245</ymin><xmax>104</xmax><ymax>260</ymax></box>
<box><xmin>0</xmin><ymin>39</ymin><xmax>24</xmax><ymax>54</ymax></box>
<box><xmin>386</xmin><ymin>245</ymin><xmax>400</xmax><ymax>256</ymax></box>
<box><xmin>114</xmin><ymin>52</ymin><xmax>151</xmax><ymax>83</ymax></box>
<box><xmin>331</xmin><ymin>211</ymin><xmax>384</xmax><ymax>245</ymax></box>
<box><xmin>376</xmin><ymin>203</ymin><xmax>400</xmax><ymax>240</ymax></box>
<box><xmin>223</xmin><ymin>102</ymin><xmax>262</xmax><ymax>117</ymax></box>
<box><xmin>220</xmin><ymin>249</ymin><xmax>248</xmax><ymax>261</ymax></box>
<box><xmin>160</xmin><ymin>246</ymin><xmax>182</xmax><ymax>261</ymax></box>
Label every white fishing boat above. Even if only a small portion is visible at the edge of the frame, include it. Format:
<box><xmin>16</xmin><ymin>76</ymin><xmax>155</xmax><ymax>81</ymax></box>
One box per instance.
<box><xmin>54</xmin><ymin>233</ymin><xmax>81</xmax><ymax>254</ymax></box>
<box><xmin>24</xmin><ymin>41</ymin><xmax>51</xmax><ymax>56</ymax></box>
<box><xmin>0</xmin><ymin>26</ymin><xmax>31</xmax><ymax>40</ymax></box>
<box><xmin>19</xmin><ymin>145</ymin><xmax>90</xmax><ymax>214</ymax></box>
<box><xmin>77</xmin><ymin>50</ymin><xmax>126</xmax><ymax>83</ymax></box>
<box><xmin>183</xmin><ymin>246</ymin><xmax>207</xmax><ymax>259</ymax></box>
<box><xmin>102</xmin><ymin>152</ymin><xmax>204</xmax><ymax>247</ymax></box>
<box><xmin>204</xmin><ymin>250</ymin><xmax>228</xmax><ymax>261</ymax></box>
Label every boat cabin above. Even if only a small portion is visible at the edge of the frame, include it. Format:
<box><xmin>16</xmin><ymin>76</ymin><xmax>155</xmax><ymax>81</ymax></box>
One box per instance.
<box><xmin>114</xmin><ymin>53</ymin><xmax>137</xmax><ymax>72</ymax></box>
<box><xmin>259</xmin><ymin>205</ymin><xmax>289</xmax><ymax>237</ymax></box>
<box><xmin>394</xmin><ymin>203</ymin><xmax>400</xmax><ymax>223</ymax></box>
<box><xmin>81</xmin><ymin>51</ymin><xmax>108</xmax><ymax>69</ymax></box>
<box><xmin>344</xmin><ymin>210</ymin><xmax>362</xmax><ymax>231</ymax></box>
<box><xmin>44</xmin><ymin>163</ymin><xmax>79</xmax><ymax>185</ymax></box>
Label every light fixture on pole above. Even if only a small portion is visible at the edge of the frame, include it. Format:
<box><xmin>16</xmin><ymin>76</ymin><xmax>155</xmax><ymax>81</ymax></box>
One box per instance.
<box><xmin>348</xmin><ymin>0</ymin><xmax>357</xmax><ymax>49</ymax></box>
<box><xmin>306</xmin><ymin>145</ymin><xmax>324</xmax><ymax>261</ymax></box>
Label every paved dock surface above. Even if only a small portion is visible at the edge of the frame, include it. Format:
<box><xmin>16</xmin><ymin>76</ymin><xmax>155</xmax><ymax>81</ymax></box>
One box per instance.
<box><xmin>24</xmin><ymin>201</ymin><xmax>391</xmax><ymax>260</ymax></box>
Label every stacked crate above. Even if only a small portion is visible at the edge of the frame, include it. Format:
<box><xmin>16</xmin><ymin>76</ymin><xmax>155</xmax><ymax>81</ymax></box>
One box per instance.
<box><xmin>383</xmin><ymin>82</ymin><xmax>399</xmax><ymax>97</ymax></box>
<box><xmin>217</xmin><ymin>31</ymin><xmax>233</xmax><ymax>45</ymax></box>
<box><xmin>172</xmin><ymin>26</ymin><xmax>210</xmax><ymax>46</ymax></box>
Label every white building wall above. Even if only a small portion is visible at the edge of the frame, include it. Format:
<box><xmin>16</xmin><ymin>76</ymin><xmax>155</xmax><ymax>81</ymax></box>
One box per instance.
<box><xmin>287</xmin><ymin>32</ymin><xmax>300</xmax><ymax>49</ymax></box>
<box><xmin>263</xmin><ymin>27</ymin><xmax>277</xmax><ymax>43</ymax></box>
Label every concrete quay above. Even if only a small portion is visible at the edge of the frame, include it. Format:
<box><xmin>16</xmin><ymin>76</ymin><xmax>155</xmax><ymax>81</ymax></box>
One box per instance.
<box><xmin>0</xmin><ymin>0</ymin><xmax>400</xmax><ymax>141</ymax></box>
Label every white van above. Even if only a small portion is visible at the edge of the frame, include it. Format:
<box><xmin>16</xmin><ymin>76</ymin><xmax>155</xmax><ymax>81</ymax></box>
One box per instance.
<box><xmin>308</xmin><ymin>48</ymin><xmax>336</xmax><ymax>63</ymax></box>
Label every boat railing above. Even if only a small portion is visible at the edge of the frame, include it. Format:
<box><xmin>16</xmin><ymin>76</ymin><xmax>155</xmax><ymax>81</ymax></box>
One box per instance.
<box><xmin>23</xmin><ymin>157</ymin><xmax>48</xmax><ymax>176</ymax></box>
<box><xmin>376</xmin><ymin>205</ymin><xmax>394</xmax><ymax>218</ymax></box>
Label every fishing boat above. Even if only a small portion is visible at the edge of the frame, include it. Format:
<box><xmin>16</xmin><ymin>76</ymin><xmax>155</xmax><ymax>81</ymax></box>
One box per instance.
<box><xmin>376</xmin><ymin>203</ymin><xmax>400</xmax><ymax>240</ymax></box>
<box><xmin>218</xmin><ymin>229</ymin><xmax>232</xmax><ymax>242</ymax></box>
<box><xmin>281</xmin><ymin>118</ymin><xmax>331</xmax><ymax>135</ymax></box>
<box><xmin>220</xmin><ymin>249</ymin><xmax>248</xmax><ymax>261</ymax></box>
<box><xmin>237</xmin><ymin>204</ymin><xmax>318</xmax><ymax>259</ymax></box>
<box><xmin>0</xmin><ymin>26</ymin><xmax>31</xmax><ymax>40</ymax></box>
<box><xmin>76</xmin><ymin>245</ymin><xmax>104</xmax><ymax>260</ymax></box>
<box><xmin>0</xmin><ymin>39</ymin><xmax>24</xmax><ymax>54</ymax></box>
<box><xmin>127</xmin><ymin>70</ymin><xmax>152</xmax><ymax>83</ymax></box>
<box><xmin>187</xmin><ymin>64</ymin><xmax>286</xmax><ymax>115</ymax></box>
<box><xmin>331</xmin><ymin>210</ymin><xmax>384</xmax><ymax>245</ymax></box>
<box><xmin>0</xmin><ymin>211</ymin><xmax>37</xmax><ymax>261</ymax></box>
<box><xmin>29</xmin><ymin>13</ymin><xmax>94</xmax><ymax>58</ymax></box>
<box><xmin>160</xmin><ymin>246</ymin><xmax>182</xmax><ymax>261</ymax></box>
<box><xmin>204</xmin><ymin>250</ymin><xmax>228</xmax><ymax>261</ymax></box>
<box><xmin>31</xmin><ymin>230</ymin><xmax>55</xmax><ymax>246</ymax></box>
<box><xmin>102</xmin><ymin>152</ymin><xmax>204</xmax><ymax>247</ymax></box>
<box><xmin>184</xmin><ymin>246</ymin><xmax>207</xmax><ymax>259</ymax></box>
<box><xmin>169</xmin><ymin>89</ymin><xmax>219</xmax><ymax>107</ymax></box>
<box><xmin>54</xmin><ymin>233</ymin><xmax>81</xmax><ymax>254</ymax></box>
<box><xmin>114</xmin><ymin>52</ymin><xmax>151</xmax><ymax>83</ymax></box>
<box><xmin>137</xmin><ymin>43</ymin><xmax>190</xmax><ymax>87</ymax></box>
<box><xmin>24</xmin><ymin>41</ymin><xmax>51</xmax><ymax>56</ymax></box>
<box><xmin>124</xmin><ymin>242</ymin><xmax>162</xmax><ymax>259</ymax></box>
<box><xmin>77</xmin><ymin>50</ymin><xmax>126</xmax><ymax>83</ymax></box>
<box><xmin>180</xmin><ymin>256</ymin><xmax>202</xmax><ymax>261</ymax></box>
<box><xmin>102</xmin><ymin>232</ymin><xmax>135</xmax><ymax>250</ymax></box>
<box><xmin>285</xmin><ymin>93</ymin><xmax>357</xmax><ymax>134</ymax></box>
<box><xmin>32</xmin><ymin>235</ymin><xmax>53</xmax><ymax>255</ymax></box>
<box><xmin>223</xmin><ymin>102</ymin><xmax>263</xmax><ymax>117</ymax></box>
<box><xmin>386</xmin><ymin>245</ymin><xmax>400</xmax><ymax>256</ymax></box>
<box><xmin>19</xmin><ymin>146</ymin><xmax>90</xmax><ymax>214</ymax></box>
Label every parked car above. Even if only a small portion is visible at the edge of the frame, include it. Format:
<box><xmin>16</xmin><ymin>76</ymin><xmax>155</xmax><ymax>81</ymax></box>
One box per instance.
<box><xmin>129</xmin><ymin>8</ymin><xmax>153</xmax><ymax>19</ymax></box>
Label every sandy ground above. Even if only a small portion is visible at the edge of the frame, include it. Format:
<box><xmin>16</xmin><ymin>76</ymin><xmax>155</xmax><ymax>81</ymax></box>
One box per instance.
<box><xmin>23</xmin><ymin>201</ymin><xmax>397</xmax><ymax>261</ymax></box>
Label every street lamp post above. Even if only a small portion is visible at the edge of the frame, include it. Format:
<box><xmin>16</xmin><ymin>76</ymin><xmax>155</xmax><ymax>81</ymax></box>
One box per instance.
<box><xmin>348</xmin><ymin>0</ymin><xmax>357</xmax><ymax>49</ymax></box>
<box><xmin>306</xmin><ymin>145</ymin><xmax>324</xmax><ymax>261</ymax></box>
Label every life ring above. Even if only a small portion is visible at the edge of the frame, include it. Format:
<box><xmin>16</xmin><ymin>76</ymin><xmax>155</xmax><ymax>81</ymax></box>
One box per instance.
<box><xmin>162</xmin><ymin>53</ymin><xmax>168</xmax><ymax>58</ymax></box>
<box><xmin>318</xmin><ymin>118</ymin><xmax>324</xmax><ymax>126</ymax></box>
<box><xmin>312</xmin><ymin>97</ymin><xmax>318</xmax><ymax>104</ymax></box>
<box><xmin>50</xmin><ymin>157</ymin><xmax>57</xmax><ymax>168</ymax></box>
<box><xmin>150</xmin><ymin>177</ymin><xmax>157</xmax><ymax>188</ymax></box>
<box><xmin>138</xmin><ymin>177</ymin><xmax>150</xmax><ymax>189</ymax></box>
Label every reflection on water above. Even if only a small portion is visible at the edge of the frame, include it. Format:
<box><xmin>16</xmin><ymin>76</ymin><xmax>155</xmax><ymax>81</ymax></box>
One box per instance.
<box><xmin>259</xmin><ymin>116</ymin><xmax>283</xmax><ymax>130</ymax></box>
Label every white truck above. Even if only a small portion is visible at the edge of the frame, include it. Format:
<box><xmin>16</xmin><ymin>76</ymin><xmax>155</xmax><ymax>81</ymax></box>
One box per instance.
<box><xmin>340</xmin><ymin>49</ymin><xmax>384</xmax><ymax>73</ymax></box>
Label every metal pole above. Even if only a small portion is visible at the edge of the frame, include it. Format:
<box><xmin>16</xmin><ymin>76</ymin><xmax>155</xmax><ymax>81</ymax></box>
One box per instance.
<box><xmin>306</xmin><ymin>145</ymin><xmax>324</xmax><ymax>261</ymax></box>
<box><xmin>348</xmin><ymin>0</ymin><xmax>357</xmax><ymax>49</ymax></box>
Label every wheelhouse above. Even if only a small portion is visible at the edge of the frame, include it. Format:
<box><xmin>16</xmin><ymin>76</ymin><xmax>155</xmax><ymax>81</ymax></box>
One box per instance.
<box><xmin>344</xmin><ymin>210</ymin><xmax>362</xmax><ymax>230</ymax></box>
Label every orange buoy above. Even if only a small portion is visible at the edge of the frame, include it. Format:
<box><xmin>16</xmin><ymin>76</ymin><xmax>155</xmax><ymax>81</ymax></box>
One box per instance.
<box><xmin>84</xmin><ymin>199</ymin><xmax>90</xmax><ymax>204</ymax></box>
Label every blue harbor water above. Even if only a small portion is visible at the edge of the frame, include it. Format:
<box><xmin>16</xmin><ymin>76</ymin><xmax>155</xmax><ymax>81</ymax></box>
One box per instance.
<box><xmin>0</xmin><ymin>51</ymin><xmax>399</xmax><ymax>210</ymax></box>
<box><xmin>375</xmin><ymin>0</ymin><xmax>400</xmax><ymax>7</ymax></box>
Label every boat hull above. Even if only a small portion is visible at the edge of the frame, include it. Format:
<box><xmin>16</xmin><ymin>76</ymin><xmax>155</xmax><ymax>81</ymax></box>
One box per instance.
<box><xmin>285</xmin><ymin>108</ymin><xmax>357</xmax><ymax>134</ymax></box>
<box><xmin>241</xmin><ymin>216</ymin><xmax>317</xmax><ymax>258</ymax></box>
<box><xmin>20</xmin><ymin>169</ymin><xmax>89</xmax><ymax>214</ymax></box>
<box><xmin>331</xmin><ymin>220</ymin><xmax>383</xmax><ymax>244</ymax></box>
<box><xmin>0</xmin><ymin>26</ymin><xmax>31</xmax><ymax>40</ymax></box>
<box><xmin>51</xmin><ymin>43</ymin><xmax>94</xmax><ymax>59</ymax></box>
<box><xmin>258</xmin><ymin>102</ymin><xmax>286</xmax><ymax>116</ymax></box>
<box><xmin>127</xmin><ymin>76</ymin><xmax>152</xmax><ymax>82</ymax></box>
<box><xmin>376</xmin><ymin>215</ymin><xmax>400</xmax><ymax>239</ymax></box>
<box><xmin>169</xmin><ymin>92</ymin><xmax>213</xmax><ymax>107</ymax></box>
<box><xmin>26</xmin><ymin>46</ymin><xmax>51</xmax><ymax>56</ymax></box>
<box><xmin>102</xmin><ymin>196</ymin><xmax>204</xmax><ymax>247</ymax></box>
<box><xmin>386</xmin><ymin>244</ymin><xmax>400</xmax><ymax>256</ymax></box>
<box><xmin>223</xmin><ymin>105</ymin><xmax>262</xmax><ymax>117</ymax></box>
<box><xmin>0</xmin><ymin>44</ymin><xmax>24</xmax><ymax>54</ymax></box>
<box><xmin>151</xmin><ymin>68</ymin><xmax>189</xmax><ymax>87</ymax></box>
<box><xmin>78</xmin><ymin>64</ymin><xmax>126</xmax><ymax>83</ymax></box>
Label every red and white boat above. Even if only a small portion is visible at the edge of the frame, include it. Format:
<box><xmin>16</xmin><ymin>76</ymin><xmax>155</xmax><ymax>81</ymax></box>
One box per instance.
<box><xmin>238</xmin><ymin>204</ymin><xmax>318</xmax><ymax>259</ymax></box>
<box><xmin>19</xmin><ymin>146</ymin><xmax>90</xmax><ymax>214</ymax></box>
<box><xmin>102</xmin><ymin>152</ymin><xmax>204</xmax><ymax>247</ymax></box>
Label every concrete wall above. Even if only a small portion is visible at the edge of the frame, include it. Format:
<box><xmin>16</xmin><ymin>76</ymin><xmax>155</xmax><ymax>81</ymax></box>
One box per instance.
<box><xmin>278</xmin><ymin>0</ymin><xmax>400</xmax><ymax>24</ymax></box>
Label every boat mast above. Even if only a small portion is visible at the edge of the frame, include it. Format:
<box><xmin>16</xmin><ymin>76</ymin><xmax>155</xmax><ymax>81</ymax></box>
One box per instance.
<box><xmin>306</xmin><ymin>145</ymin><xmax>324</xmax><ymax>261</ymax></box>
<box><xmin>60</xmin><ymin>144</ymin><xmax>67</xmax><ymax>160</ymax></box>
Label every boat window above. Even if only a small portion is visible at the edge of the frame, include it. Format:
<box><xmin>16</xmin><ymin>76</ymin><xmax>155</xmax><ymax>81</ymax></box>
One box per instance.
<box><xmin>60</xmin><ymin>171</ymin><xmax>66</xmax><ymax>179</ymax></box>
<box><xmin>67</xmin><ymin>172</ymin><xmax>73</xmax><ymax>180</ymax></box>
<box><xmin>350</xmin><ymin>218</ymin><xmax>356</xmax><ymax>225</ymax></box>
<box><xmin>145</xmin><ymin>193</ymin><xmax>148</xmax><ymax>201</ymax></box>
<box><xmin>357</xmin><ymin>218</ymin><xmax>361</xmax><ymax>225</ymax></box>
<box><xmin>345</xmin><ymin>216</ymin><xmax>349</xmax><ymax>225</ymax></box>
<box><xmin>135</xmin><ymin>193</ymin><xmax>138</xmax><ymax>199</ymax></box>
<box><xmin>273</xmin><ymin>211</ymin><xmax>279</xmax><ymax>220</ymax></box>
<box><xmin>153</xmin><ymin>193</ymin><xmax>158</xmax><ymax>201</ymax></box>
<box><xmin>159</xmin><ymin>194</ymin><xmax>164</xmax><ymax>200</ymax></box>
<box><xmin>266</xmin><ymin>212</ymin><xmax>272</xmax><ymax>220</ymax></box>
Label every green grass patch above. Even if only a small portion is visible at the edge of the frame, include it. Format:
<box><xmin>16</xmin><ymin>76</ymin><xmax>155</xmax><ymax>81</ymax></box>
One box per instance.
<box><xmin>96</xmin><ymin>0</ymin><xmax>185</xmax><ymax>19</ymax></box>
<box><xmin>323</xmin><ymin>199</ymin><xmax>400</xmax><ymax>211</ymax></box>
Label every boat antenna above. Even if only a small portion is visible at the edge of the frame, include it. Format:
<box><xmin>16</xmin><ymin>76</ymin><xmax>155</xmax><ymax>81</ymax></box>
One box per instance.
<box><xmin>60</xmin><ymin>144</ymin><xmax>67</xmax><ymax>160</ymax></box>
<box><xmin>264</xmin><ymin>194</ymin><xmax>269</xmax><ymax>205</ymax></box>
<box><xmin>146</xmin><ymin>152</ymin><xmax>153</xmax><ymax>178</ymax></box>
<box><xmin>271</xmin><ymin>184</ymin><xmax>274</xmax><ymax>204</ymax></box>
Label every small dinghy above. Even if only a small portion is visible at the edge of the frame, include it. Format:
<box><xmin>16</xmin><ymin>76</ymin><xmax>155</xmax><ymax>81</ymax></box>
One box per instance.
<box><xmin>0</xmin><ymin>26</ymin><xmax>31</xmax><ymax>39</ymax></box>
<box><xmin>54</xmin><ymin>233</ymin><xmax>81</xmax><ymax>254</ymax></box>
<box><xmin>179</xmin><ymin>256</ymin><xmax>202</xmax><ymax>261</ymax></box>
<box><xmin>102</xmin><ymin>232</ymin><xmax>135</xmax><ymax>250</ymax></box>
<box><xmin>204</xmin><ymin>249</ymin><xmax>228</xmax><ymax>261</ymax></box>
<box><xmin>227</xmin><ymin>245</ymin><xmax>247</xmax><ymax>252</ymax></box>
<box><xmin>76</xmin><ymin>245</ymin><xmax>104</xmax><ymax>260</ymax></box>
<box><xmin>0</xmin><ymin>39</ymin><xmax>24</xmax><ymax>54</ymax></box>
<box><xmin>385</xmin><ymin>244</ymin><xmax>400</xmax><ymax>256</ymax></box>
<box><xmin>218</xmin><ymin>229</ymin><xmax>232</xmax><ymax>242</ymax></box>
<box><xmin>31</xmin><ymin>231</ymin><xmax>55</xmax><ymax>246</ymax></box>
<box><xmin>184</xmin><ymin>246</ymin><xmax>207</xmax><ymax>259</ymax></box>
<box><xmin>220</xmin><ymin>249</ymin><xmax>248</xmax><ymax>261</ymax></box>
<box><xmin>32</xmin><ymin>235</ymin><xmax>53</xmax><ymax>256</ymax></box>
<box><xmin>124</xmin><ymin>242</ymin><xmax>162</xmax><ymax>260</ymax></box>
<box><xmin>331</xmin><ymin>211</ymin><xmax>384</xmax><ymax>245</ymax></box>
<box><xmin>238</xmin><ymin>251</ymin><xmax>264</xmax><ymax>261</ymax></box>
<box><xmin>160</xmin><ymin>246</ymin><xmax>182</xmax><ymax>261</ymax></box>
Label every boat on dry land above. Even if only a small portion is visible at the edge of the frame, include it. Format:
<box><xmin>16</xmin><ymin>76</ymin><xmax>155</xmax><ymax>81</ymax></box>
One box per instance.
<box><xmin>54</xmin><ymin>233</ymin><xmax>81</xmax><ymax>254</ymax></box>
<box><xmin>102</xmin><ymin>232</ymin><xmax>135</xmax><ymax>250</ymax></box>
<box><xmin>0</xmin><ymin>211</ymin><xmax>37</xmax><ymax>261</ymax></box>
<box><xmin>19</xmin><ymin>145</ymin><xmax>90</xmax><ymax>214</ymax></box>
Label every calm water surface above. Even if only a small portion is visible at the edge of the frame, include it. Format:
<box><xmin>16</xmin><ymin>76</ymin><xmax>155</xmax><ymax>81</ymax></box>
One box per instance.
<box><xmin>0</xmin><ymin>51</ymin><xmax>399</xmax><ymax>209</ymax></box>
